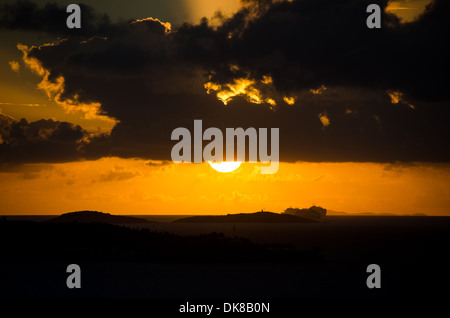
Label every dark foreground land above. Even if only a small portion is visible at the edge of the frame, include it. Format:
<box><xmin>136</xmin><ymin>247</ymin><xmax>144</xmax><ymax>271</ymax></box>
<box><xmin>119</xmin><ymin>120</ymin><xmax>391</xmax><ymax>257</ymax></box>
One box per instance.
<box><xmin>0</xmin><ymin>219</ymin><xmax>319</xmax><ymax>263</ymax></box>
<box><xmin>1</xmin><ymin>215</ymin><xmax>450</xmax><ymax>299</ymax></box>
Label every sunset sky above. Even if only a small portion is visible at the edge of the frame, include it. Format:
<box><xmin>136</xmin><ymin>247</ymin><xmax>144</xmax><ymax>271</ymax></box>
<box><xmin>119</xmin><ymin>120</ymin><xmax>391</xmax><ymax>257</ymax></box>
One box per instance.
<box><xmin>1</xmin><ymin>0</ymin><xmax>449</xmax><ymax>216</ymax></box>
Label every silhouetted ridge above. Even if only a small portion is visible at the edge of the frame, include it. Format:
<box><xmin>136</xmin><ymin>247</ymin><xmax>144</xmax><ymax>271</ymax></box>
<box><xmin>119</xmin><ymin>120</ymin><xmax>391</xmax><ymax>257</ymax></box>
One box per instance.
<box><xmin>174</xmin><ymin>211</ymin><xmax>318</xmax><ymax>223</ymax></box>
<box><xmin>47</xmin><ymin>210</ymin><xmax>151</xmax><ymax>224</ymax></box>
<box><xmin>0</xmin><ymin>220</ymin><xmax>323</xmax><ymax>263</ymax></box>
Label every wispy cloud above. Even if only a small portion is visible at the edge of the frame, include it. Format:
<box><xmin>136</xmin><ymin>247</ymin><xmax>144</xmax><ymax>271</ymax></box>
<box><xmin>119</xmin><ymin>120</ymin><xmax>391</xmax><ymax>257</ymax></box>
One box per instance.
<box><xmin>0</xmin><ymin>102</ymin><xmax>42</xmax><ymax>107</ymax></box>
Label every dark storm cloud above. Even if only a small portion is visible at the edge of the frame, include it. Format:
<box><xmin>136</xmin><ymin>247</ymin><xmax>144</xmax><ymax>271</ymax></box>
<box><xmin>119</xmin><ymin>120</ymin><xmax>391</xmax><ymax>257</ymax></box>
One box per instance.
<box><xmin>2</xmin><ymin>0</ymin><xmax>450</xmax><ymax>164</ymax></box>
<box><xmin>199</xmin><ymin>0</ymin><xmax>449</xmax><ymax>101</ymax></box>
<box><xmin>0</xmin><ymin>114</ymin><xmax>102</xmax><ymax>163</ymax></box>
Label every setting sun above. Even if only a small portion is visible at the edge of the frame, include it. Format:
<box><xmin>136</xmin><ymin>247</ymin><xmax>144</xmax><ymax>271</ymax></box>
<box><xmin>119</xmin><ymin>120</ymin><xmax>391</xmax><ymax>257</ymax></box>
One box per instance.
<box><xmin>208</xmin><ymin>161</ymin><xmax>242</xmax><ymax>173</ymax></box>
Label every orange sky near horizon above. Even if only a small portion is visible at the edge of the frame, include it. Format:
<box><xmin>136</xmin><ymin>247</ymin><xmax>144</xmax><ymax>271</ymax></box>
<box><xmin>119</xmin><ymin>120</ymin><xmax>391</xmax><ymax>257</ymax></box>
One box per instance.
<box><xmin>1</xmin><ymin>158</ymin><xmax>449</xmax><ymax>216</ymax></box>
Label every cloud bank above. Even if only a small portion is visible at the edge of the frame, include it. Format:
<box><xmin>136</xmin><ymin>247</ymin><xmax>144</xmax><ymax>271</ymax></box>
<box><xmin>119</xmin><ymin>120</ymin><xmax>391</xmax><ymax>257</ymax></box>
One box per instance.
<box><xmin>0</xmin><ymin>0</ymin><xmax>449</xmax><ymax>164</ymax></box>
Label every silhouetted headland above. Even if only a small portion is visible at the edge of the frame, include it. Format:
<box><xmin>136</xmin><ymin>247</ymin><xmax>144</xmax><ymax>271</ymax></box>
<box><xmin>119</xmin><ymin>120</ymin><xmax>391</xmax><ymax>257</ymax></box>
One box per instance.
<box><xmin>47</xmin><ymin>211</ymin><xmax>151</xmax><ymax>224</ymax></box>
<box><xmin>174</xmin><ymin>211</ymin><xmax>319</xmax><ymax>223</ymax></box>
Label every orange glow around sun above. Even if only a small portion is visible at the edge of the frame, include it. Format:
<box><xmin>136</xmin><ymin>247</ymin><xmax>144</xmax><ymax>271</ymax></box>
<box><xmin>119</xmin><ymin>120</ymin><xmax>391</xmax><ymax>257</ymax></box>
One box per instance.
<box><xmin>0</xmin><ymin>158</ymin><xmax>449</xmax><ymax>216</ymax></box>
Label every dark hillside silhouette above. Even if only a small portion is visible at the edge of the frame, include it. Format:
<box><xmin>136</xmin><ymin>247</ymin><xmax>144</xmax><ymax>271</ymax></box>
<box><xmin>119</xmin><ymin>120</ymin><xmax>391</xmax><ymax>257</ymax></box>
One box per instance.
<box><xmin>47</xmin><ymin>211</ymin><xmax>151</xmax><ymax>224</ymax></box>
<box><xmin>0</xmin><ymin>219</ymin><xmax>323</xmax><ymax>263</ymax></box>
